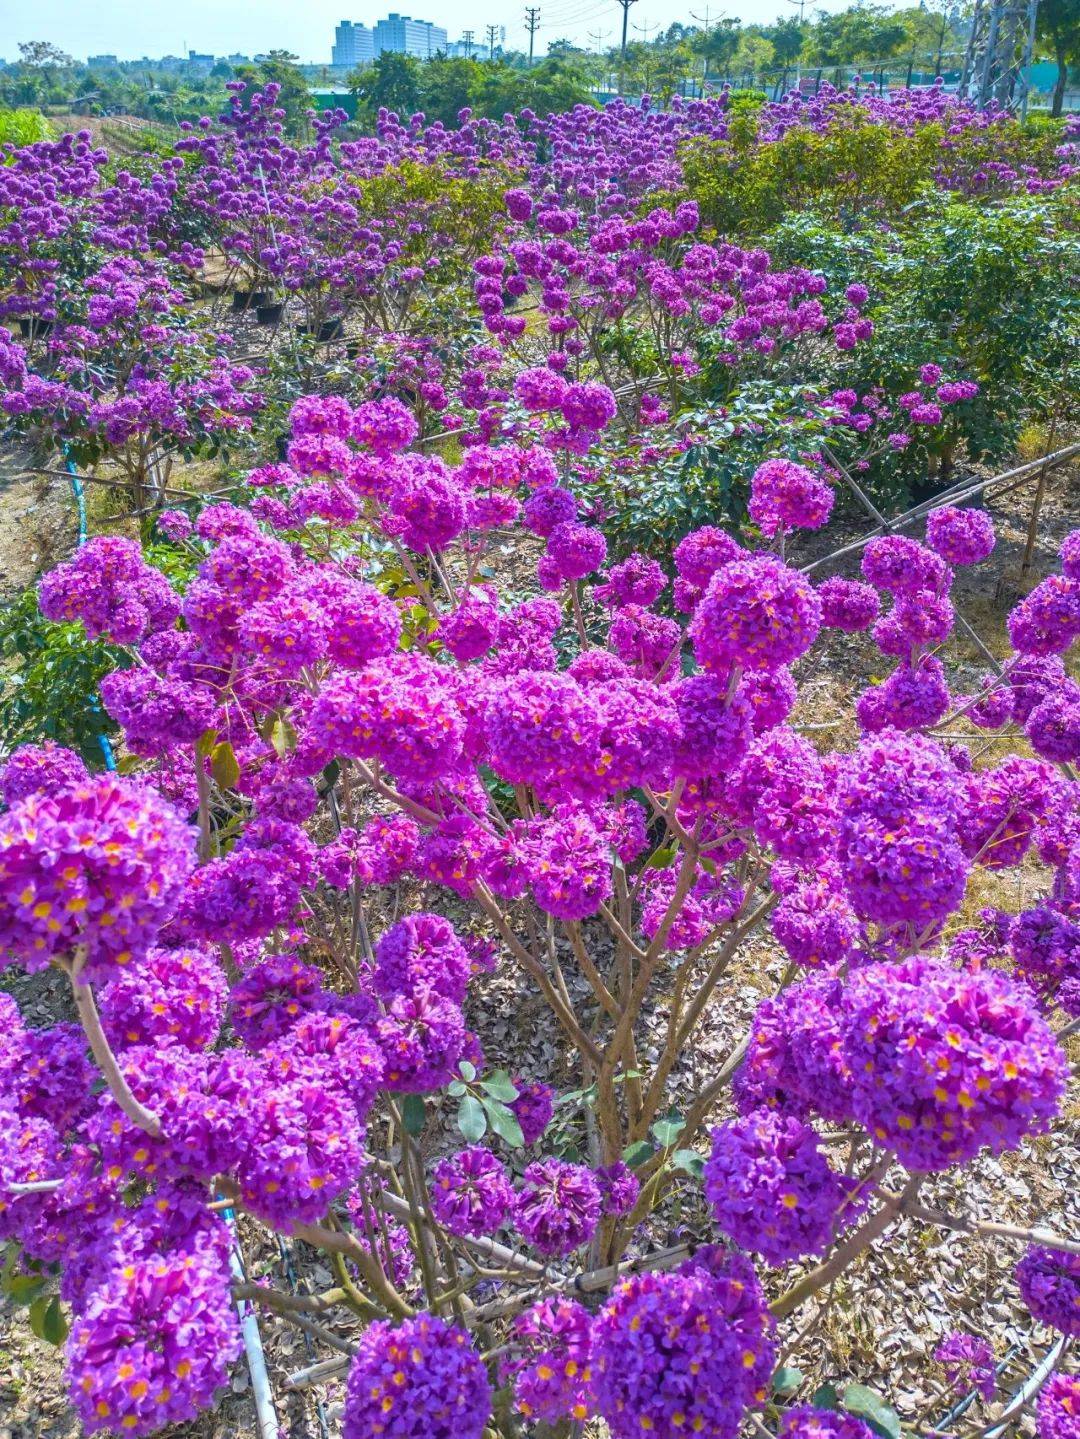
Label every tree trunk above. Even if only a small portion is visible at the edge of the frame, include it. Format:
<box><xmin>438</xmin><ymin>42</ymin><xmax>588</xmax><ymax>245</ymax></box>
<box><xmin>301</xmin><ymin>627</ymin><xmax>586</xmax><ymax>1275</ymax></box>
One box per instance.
<box><xmin>1052</xmin><ymin>47</ymin><xmax>1067</xmax><ymax>117</ymax></box>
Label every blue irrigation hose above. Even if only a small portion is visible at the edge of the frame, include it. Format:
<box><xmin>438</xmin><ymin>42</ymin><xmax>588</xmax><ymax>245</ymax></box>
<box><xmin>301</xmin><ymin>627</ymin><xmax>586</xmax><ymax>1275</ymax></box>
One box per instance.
<box><xmin>62</xmin><ymin>453</ymin><xmax>117</xmax><ymax>773</ymax></box>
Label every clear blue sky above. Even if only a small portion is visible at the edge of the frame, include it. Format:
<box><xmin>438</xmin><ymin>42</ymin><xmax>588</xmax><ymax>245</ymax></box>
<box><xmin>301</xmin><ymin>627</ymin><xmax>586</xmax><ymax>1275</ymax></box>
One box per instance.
<box><xmin>0</xmin><ymin>0</ymin><xmax>842</xmax><ymax>66</ymax></box>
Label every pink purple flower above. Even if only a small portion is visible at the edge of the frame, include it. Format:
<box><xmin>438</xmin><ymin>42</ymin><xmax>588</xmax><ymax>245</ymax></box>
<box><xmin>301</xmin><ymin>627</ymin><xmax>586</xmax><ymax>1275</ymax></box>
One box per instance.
<box><xmin>592</xmin><ymin>1247</ymin><xmax>774</xmax><ymax>1439</ymax></box>
<box><xmin>514</xmin><ymin>1158</ymin><xmax>601</xmax><ymax>1256</ymax></box>
<box><xmin>344</xmin><ymin>1314</ymin><xmax>490</xmax><ymax>1439</ymax></box>
<box><xmin>430</xmin><ymin>1146</ymin><xmax>514</xmax><ymax>1237</ymax></box>
<box><xmin>1016</xmin><ymin>1246</ymin><xmax>1080</xmax><ymax>1335</ymax></box>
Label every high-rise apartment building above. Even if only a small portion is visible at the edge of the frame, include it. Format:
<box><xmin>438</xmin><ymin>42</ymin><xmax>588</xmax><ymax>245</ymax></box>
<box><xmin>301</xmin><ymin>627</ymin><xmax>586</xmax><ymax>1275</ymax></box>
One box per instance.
<box><xmin>332</xmin><ymin>20</ymin><xmax>376</xmax><ymax>67</ymax></box>
<box><xmin>331</xmin><ymin>14</ymin><xmax>447</xmax><ymax>67</ymax></box>
<box><xmin>373</xmin><ymin>13</ymin><xmax>448</xmax><ymax>58</ymax></box>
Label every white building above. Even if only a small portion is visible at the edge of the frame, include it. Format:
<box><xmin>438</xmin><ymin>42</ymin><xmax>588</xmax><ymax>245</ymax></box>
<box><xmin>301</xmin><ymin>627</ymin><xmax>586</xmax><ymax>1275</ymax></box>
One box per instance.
<box><xmin>332</xmin><ymin>20</ymin><xmax>376</xmax><ymax>67</ymax></box>
<box><xmin>373</xmin><ymin>13</ymin><xmax>448</xmax><ymax>58</ymax></box>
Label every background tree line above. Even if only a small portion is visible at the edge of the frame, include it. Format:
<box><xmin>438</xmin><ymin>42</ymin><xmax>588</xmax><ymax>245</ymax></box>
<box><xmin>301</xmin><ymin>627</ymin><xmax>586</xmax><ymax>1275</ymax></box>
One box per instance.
<box><xmin>2</xmin><ymin>0</ymin><xmax>1077</xmax><ymax>129</ymax></box>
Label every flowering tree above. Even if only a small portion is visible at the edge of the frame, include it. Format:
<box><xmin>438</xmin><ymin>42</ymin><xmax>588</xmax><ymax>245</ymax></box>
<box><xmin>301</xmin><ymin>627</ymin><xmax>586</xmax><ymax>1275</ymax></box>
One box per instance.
<box><xmin>0</xmin><ymin>384</ymin><xmax>1078</xmax><ymax>1438</ymax></box>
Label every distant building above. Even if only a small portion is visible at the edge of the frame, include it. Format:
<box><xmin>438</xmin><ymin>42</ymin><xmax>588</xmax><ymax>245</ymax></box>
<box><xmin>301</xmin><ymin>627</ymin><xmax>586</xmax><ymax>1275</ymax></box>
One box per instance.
<box><xmin>332</xmin><ymin>20</ymin><xmax>376</xmax><ymax>68</ymax></box>
<box><xmin>186</xmin><ymin>50</ymin><xmax>215</xmax><ymax>76</ymax></box>
<box><xmin>87</xmin><ymin>54</ymin><xmax>119</xmax><ymax>69</ymax></box>
<box><xmin>373</xmin><ymin>13</ymin><xmax>448</xmax><ymax>58</ymax></box>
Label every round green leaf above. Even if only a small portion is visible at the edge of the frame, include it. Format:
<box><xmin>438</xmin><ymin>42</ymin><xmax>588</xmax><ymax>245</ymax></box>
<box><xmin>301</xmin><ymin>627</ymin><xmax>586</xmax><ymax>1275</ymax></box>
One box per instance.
<box><xmin>457</xmin><ymin>1094</ymin><xmax>487</xmax><ymax>1143</ymax></box>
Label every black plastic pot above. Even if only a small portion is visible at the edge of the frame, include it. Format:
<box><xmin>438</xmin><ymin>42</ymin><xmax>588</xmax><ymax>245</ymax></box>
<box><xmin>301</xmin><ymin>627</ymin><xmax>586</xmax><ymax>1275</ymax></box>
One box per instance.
<box><xmin>232</xmin><ymin>289</ymin><xmax>270</xmax><ymax>312</ymax></box>
<box><xmin>296</xmin><ymin>317</ymin><xmax>344</xmax><ymax>342</ymax></box>
<box><xmin>18</xmin><ymin>317</ymin><xmax>53</xmax><ymax>339</ymax></box>
<box><xmin>908</xmin><ymin>472</ymin><xmax>954</xmax><ymax>507</ymax></box>
<box><xmin>255</xmin><ymin>301</ymin><xmax>285</xmax><ymax>325</ymax></box>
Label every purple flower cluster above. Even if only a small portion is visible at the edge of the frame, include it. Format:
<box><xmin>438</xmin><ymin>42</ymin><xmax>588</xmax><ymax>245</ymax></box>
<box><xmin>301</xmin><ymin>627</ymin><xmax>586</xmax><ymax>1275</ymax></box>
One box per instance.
<box><xmin>592</xmin><ymin>1247</ymin><xmax>774</xmax><ymax>1439</ymax></box>
<box><xmin>842</xmin><ymin>957</ymin><xmax>1067</xmax><ymax>1171</ymax></box>
<box><xmin>749</xmin><ymin>458</ymin><xmax>834</xmax><ymax>537</ymax></box>
<box><xmin>926</xmin><ymin>506</ymin><xmax>996</xmax><ymax>566</ymax></box>
<box><xmin>100</xmin><ymin>946</ymin><xmax>226</xmax><ymax>1051</ymax></box>
<box><xmin>343</xmin><ymin>1314</ymin><xmax>491</xmax><ymax>1439</ymax></box>
<box><xmin>39</xmin><ymin>536</ymin><xmax>180</xmax><ymax>644</ymax></box>
<box><xmin>501</xmin><ymin>1297</ymin><xmax>596</xmax><ymax>1424</ymax></box>
<box><xmin>692</xmin><ymin>555</ymin><xmax>821</xmax><ymax>673</ymax></box>
<box><xmin>705</xmin><ymin>1109</ymin><xmax>865</xmax><ymax>1265</ymax></box>
<box><xmin>935</xmin><ymin>1332</ymin><xmax>996</xmax><ymax>1400</ymax></box>
<box><xmin>1036</xmin><ymin>1374</ymin><xmax>1080</xmax><ymax>1439</ymax></box>
<box><xmin>0</xmin><ymin>775</ymin><xmax>195</xmax><ymax>977</ymax></box>
<box><xmin>66</xmin><ymin>1253</ymin><xmax>240</xmax><ymax>1436</ymax></box>
<box><xmin>430</xmin><ymin>1146</ymin><xmax>514</xmax><ymax>1237</ymax></box>
<box><xmin>1016</xmin><ymin>1247</ymin><xmax>1080</xmax><ymax>1335</ymax></box>
<box><xmin>778</xmin><ymin>1407</ymin><xmax>878</xmax><ymax>1439</ymax></box>
<box><xmin>514</xmin><ymin>1158</ymin><xmax>601</xmax><ymax>1256</ymax></box>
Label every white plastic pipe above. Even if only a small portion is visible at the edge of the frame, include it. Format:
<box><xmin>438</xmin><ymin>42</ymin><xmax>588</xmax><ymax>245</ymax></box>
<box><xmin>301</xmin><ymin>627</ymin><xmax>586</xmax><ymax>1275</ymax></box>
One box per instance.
<box><xmin>227</xmin><ymin>1216</ymin><xmax>280</xmax><ymax>1439</ymax></box>
<box><xmin>985</xmin><ymin>1337</ymin><xmax>1067</xmax><ymax>1439</ymax></box>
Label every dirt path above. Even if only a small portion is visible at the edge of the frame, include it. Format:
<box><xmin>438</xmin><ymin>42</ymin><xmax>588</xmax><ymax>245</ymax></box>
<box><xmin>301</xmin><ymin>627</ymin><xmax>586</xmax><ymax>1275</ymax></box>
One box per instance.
<box><xmin>0</xmin><ymin>444</ymin><xmax>77</xmax><ymax>599</ymax></box>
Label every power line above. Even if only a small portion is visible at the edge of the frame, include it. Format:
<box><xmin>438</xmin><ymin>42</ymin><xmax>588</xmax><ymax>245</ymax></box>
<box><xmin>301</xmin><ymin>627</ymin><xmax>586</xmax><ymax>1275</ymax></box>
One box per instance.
<box><xmin>588</xmin><ymin>25</ymin><xmax>612</xmax><ymax>51</ymax></box>
<box><xmin>634</xmin><ymin>18</ymin><xmax>658</xmax><ymax>40</ymax></box>
<box><xmin>532</xmin><ymin>0</ymin><xmax>609</xmax><ymax>24</ymax></box>
<box><xmin>536</xmin><ymin>1</ymin><xmax>613</xmax><ymax>31</ymax></box>
<box><xmin>524</xmin><ymin>6</ymin><xmax>541</xmax><ymax>63</ymax></box>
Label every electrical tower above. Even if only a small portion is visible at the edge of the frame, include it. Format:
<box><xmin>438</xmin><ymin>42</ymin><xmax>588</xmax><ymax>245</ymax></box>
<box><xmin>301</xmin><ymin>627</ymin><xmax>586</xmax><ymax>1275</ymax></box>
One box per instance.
<box><xmin>588</xmin><ymin>26</ymin><xmax>611</xmax><ymax>53</ymax></box>
<box><xmin>958</xmin><ymin>0</ymin><xmax>1039</xmax><ymax>114</ymax></box>
<box><xmin>462</xmin><ymin>28</ymin><xmax>476</xmax><ymax>56</ymax></box>
<box><xmin>524</xmin><ymin>6</ymin><xmax>541</xmax><ymax>64</ymax></box>
<box><xmin>485</xmin><ymin>23</ymin><xmax>500</xmax><ymax>57</ymax></box>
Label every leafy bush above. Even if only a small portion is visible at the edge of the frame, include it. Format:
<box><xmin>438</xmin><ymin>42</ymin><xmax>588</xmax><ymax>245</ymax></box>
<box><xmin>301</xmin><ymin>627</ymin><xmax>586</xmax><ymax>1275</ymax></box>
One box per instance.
<box><xmin>0</xmin><ymin>588</ymin><xmax>122</xmax><ymax>762</ymax></box>
<box><xmin>0</xmin><ymin>108</ymin><xmax>52</xmax><ymax>146</ymax></box>
<box><xmin>681</xmin><ymin>110</ymin><xmax>945</xmax><ymax>234</ymax></box>
<box><xmin>768</xmin><ymin>196</ymin><xmax>1080</xmax><ymax>473</ymax></box>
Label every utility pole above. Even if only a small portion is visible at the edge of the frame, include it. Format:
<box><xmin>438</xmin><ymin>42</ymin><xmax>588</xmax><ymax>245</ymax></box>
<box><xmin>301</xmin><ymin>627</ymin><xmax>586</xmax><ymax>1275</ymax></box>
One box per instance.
<box><xmin>616</xmin><ymin>0</ymin><xmax>639</xmax><ymax>59</ymax></box>
<box><xmin>634</xmin><ymin>19</ymin><xmax>658</xmax><ymax>40</ymax></box>
<box><xmin>462</xmin><ymin>28</ymin><xmax>475</xmax><ymax>56</ymax></box>
<box><xmin>784</xmin><ymin>0</ymin><xmax>807</xmax><ymax>85</ymax></box>
<box><xmin>691</xmin><ymin>5</ymin><xmax>717</xmax><ymax>91</ymax></box>
<box><xmin>524</xmin><ymin>6</ymin><xmax>541</xmax><ymax>64</ymax></box>
<box><xmin>588</xmin><ymin>26</ymin><xmax>611</xmax><ymax>52</ymax></box>
<box><xmin>485</xmin><ymin>23</ymin><xmax>500</xmax><ymax>58</ymax></box>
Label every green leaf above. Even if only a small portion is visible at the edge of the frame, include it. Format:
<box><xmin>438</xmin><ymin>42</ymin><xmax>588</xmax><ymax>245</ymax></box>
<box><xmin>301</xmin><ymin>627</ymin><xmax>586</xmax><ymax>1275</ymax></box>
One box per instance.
<box><xmin>622</xmin><ymin>1139</ymin><xmax>655</xmax><ymax>1170</ymax></box>
<box><xmin>196</xmin><ymin>727</ymin><xmax>218</xmax><ymax>757</ymax></box>
<box><xmin>458</xmin><ymin>1060</ymin><xmax>477</xmax><ymax>1082</ymax></box>
<box><xmin>772</xmin><ymin>1366</ymin><xmax>805</xmax><ymax>1397</ymax></box>
<box><xmin>812</xmin><ymin>1384</ymin><xmax>841</xmax><ymax>1412</ymax></box>
<box><xmin>269</xmin><ymin>716</ymin><xmax>298</xmax><ymax>759</ymax></box>
<box><xmin>447</xmin><ymin>1080</ymin><xmax>466</xmax><ymax>1098</ymax></box>
<box><xmin>29</xmin><ymin>1296</ymin><xmax>67</xmax><ymax>1346</ymax></box>
<box><xmin>401</xmin><ymin>1094</ymin><xmax>427</xmax><ymax>1136</ymax></box>
<box><xmin>650</xmin><ymin>1112</ymin><xmax>686</xmax><ymax>1149</ymax></box>
<box><xmin>842</xmin><ymin>1386</ymin><xmax>901</xmax><ymax>1439</ymax></box>
<box><xmin>4</xmin><ymin>1272</ymin><xmax>47</xmax><ymax>1305</ymax></box>
<box><xmin>644</xmin><ymin>845</ymin><xmax>677</xmax><ymax>869</ymax></box>
<box><xmin>480</xmin><ymin>1069</ymin><xmax>518</xmax><ymax>1102</ymax></box>
<box><xmin>210</xmin><ymin>740</ymin><xmax>240</xmax><ymax>790</ymax></box>
<box><xmin>671</xmin><ymin>1148</ymin><xmax>705</xmax><ymax>1179</ymax></box>
<box><xmin>457</xmin><ymin>1094</ymin><xmax>487</xmax><ymax>1143</ymax></box>
<box><xmin>484</xmin><ymin>1098</ymin><xmax>524</xmax><ymax>1148</ymax></box>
